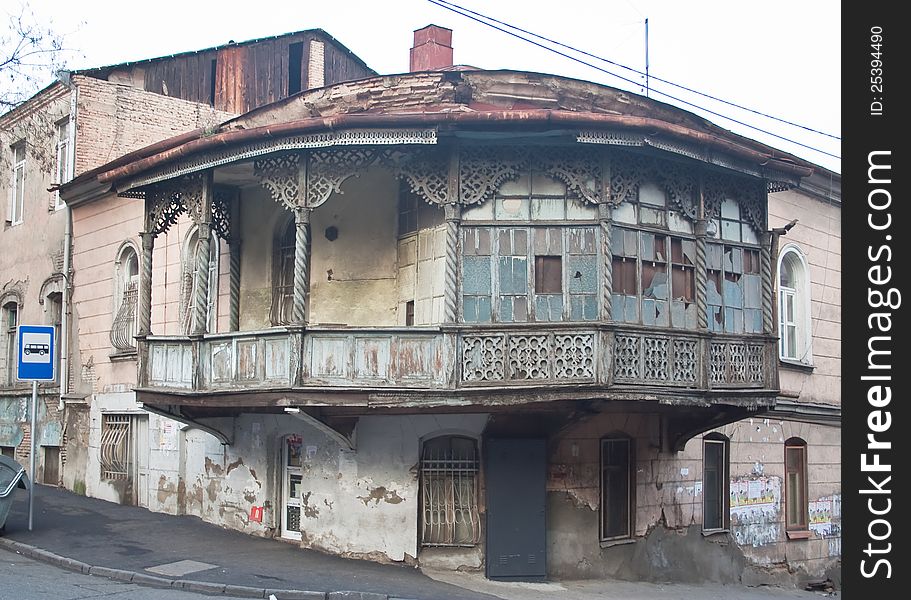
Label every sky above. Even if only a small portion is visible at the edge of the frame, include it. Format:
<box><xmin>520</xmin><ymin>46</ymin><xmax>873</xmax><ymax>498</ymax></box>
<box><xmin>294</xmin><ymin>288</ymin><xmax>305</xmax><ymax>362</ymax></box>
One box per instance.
<box><xmin>19</xmin><ymin>0</ymin><xmax>841</xmax><ymax>173</ymax></box>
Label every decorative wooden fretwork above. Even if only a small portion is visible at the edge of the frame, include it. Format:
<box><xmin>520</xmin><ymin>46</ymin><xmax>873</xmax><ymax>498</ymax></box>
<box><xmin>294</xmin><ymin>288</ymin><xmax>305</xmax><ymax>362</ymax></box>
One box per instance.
<box><xmin>179</xmin><ymin>172</ymin><xmax>208</xmax><ymax>225</ymax></box>
<box><xmin>643</xmin><ymin>337</ymin><xmax>669</xmax><ymax>381</ymax></box>
<box><xmin>211</xmin><ymin>186</ymin><xmax>236</xmax><ymax>240</ymax></box>
<box><xmin>709</xmin><ymin>341</ymin><xmax>766</xmax><ymax>386</ymax></box>
<box><xmin>613</xmin><ymin>335</ymin><xmax>641</xmax><ymax>380</ymax></box>
<box><xmin>462</xmin><ymin>335</ymin><xmax>505</xmax><ymax>382</ymax></box>
<box><xmin>508</xmin><ymin>335</ymin><xmax>550</xmax><ymax>380</ymax></box>
<box><xmin>553</xmin><ymin>334</ymin><xmax>595</xmax><ymax>379</ymax></box>
<box><xmin>253</xmin><ymin>153</ymin><xmax>303</xmax><ymax>210</ymax></box>
<box><xmin>609</xmin><ymin>152</ymin><xmax>697</xmax><ymax>219</ymax></box>
<box><xmin>459</xmin><ymin>146</ymin><xmax>526</xmax><ymax>206</ymax></box>
<box><xmin>710</xmin><ymin>342</ymin><xmax>727</xmax><ymax>384</ymax></box>
<box><xmin>703</xmin><ymin>171</ymin><xmax>767</xmax><ymax>234</ymax></box>
<box><xmin>145</xmin><ymin>179</ymin><xmax>187</xmax><ymax>236</ymax></box>
<box><xmin>672</xmin><ymin>339</ymin><xmax>698</xmax><ymax>383</ymax></box>
<box><xmin>307</xmin><ymin>147</ymin><xmax>387</xmax><ymax>208</ymax></box>
<box><xmin>747</xmin><ymin>344</ymin><xmax>765</xmax><ymax>383</ymax></box>
<box><xmin>461</xmin><ymin>331</ymin><xmax>596</xmax><ymax>383</ymax></box>
<box><xmin>458</xmin><ymin>146</ymin><xmax>603</xmax><ymax>206</ymax></box>
<box><xmin>392</xmin><ymin>148</ymin><xmax>450</xmax><ymax>205</ymax></box>
<box><xmin>614</xmin><ymin>333</ymin><xmax>706</xmax><ymax>385</ymax></box>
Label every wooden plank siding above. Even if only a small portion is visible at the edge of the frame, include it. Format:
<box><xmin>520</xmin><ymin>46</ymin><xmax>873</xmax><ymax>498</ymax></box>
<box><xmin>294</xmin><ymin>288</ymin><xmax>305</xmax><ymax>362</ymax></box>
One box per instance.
<box><xmin>111</xmin><ymin>32</ymin><xmax>373</xmax><ymax>114</ymax></box>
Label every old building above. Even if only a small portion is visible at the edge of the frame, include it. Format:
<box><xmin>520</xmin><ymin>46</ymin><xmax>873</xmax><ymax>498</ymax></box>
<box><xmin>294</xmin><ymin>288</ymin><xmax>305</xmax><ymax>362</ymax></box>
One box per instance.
<box><xmin>56</xmin><ymin>25</ymin><xmax>841</xmax><ymax>587</ymax></box>
<box><xmin>0</xmin><ymin>30</ymin><xmax>373</xmax><ymax>492</ymax></box>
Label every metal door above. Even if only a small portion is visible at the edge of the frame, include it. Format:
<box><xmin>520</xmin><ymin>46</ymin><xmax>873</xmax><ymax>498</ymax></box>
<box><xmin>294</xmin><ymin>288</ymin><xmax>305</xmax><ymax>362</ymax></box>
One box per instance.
<box><xmin>134</xmin><ymin>415</ymin><xmax>150</xmax><ymax>508</ymax></box>
<box><xmin>281</xmin><ymin>434</ymin><xmax>303</xmax><ymax>540</ymax></box>
<box><xmin>485</xmin><ymin>438</ymin><xmax>547</xmax><ymax>580</ymax></box>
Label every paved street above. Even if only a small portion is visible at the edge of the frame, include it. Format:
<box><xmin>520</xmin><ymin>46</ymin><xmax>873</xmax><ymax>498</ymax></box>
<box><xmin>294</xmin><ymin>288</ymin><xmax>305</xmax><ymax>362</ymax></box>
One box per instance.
<box><xmin>0</xmin><ymin>549</ymin><xmax>257</xmax><ymax>600</ymax></box>
<box><xmin>0</xmin><ymin>485</ymin><xmax>838</xmax><ymax>600</ymax></box>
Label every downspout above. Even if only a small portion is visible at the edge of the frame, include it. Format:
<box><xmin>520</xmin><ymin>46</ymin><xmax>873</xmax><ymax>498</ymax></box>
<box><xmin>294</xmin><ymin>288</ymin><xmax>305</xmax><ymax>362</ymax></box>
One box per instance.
<box><xmin>59</xmin><ymin>79</ymin><xmax>78</xmax><ymax>410</ymax></box>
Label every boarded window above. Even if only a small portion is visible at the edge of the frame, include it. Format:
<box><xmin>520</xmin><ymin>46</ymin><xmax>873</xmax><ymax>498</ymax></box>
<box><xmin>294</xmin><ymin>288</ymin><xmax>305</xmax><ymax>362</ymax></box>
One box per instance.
<box><xmin>703</xmin><ymin>435</ymin><xmax>729</xmax><ymax>530</ymax></box>
<box><xmin>785</xmin><ymin>438</ymin><xmax>808</xmax><ymax>530</ymax></box>
<box><xmin>601</xmin><ymin>437</ymin><xmax>633</xmax><ymax>540</ymax></box>
<box><xmin>535</xmin><ymin>256</ymin><xmax>562</xmax><ymax>293</ymax></box>
<box><xmin>420</xmin><ymin>436</ymin><xmax>481</xmax><ymax>547</ymax></box>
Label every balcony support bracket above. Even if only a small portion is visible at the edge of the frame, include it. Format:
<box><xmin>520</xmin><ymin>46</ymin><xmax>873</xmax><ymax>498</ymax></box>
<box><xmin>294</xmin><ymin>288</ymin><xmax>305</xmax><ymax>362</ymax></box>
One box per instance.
<box><xmin>285</xmin><ymin>408</ymin><xmax>356</xmax><ymax>452</ymax></box>
<box><xmin>139</xmin><ymin>403</ymin><xmax>234</xmax><ymax>446</ymax></box>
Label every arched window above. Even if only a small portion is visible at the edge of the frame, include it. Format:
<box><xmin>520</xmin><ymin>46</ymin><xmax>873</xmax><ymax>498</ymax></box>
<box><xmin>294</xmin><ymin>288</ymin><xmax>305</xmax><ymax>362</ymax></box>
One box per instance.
<box><xmin>178</xmin><ymin>227</ymin><xmax>219</xmax><ymax>334</ymax></box>
<box><xmin>784</xmin><ymin>438</ymin><xmax>808</xmax><ymax>531</ymax></box>
<box><xmin>778</xmin><ymin>246</ymin><xmax>812</xmax><ymax>362</ymax></box>
<box><xmin>703</xmin><ymin>433</ymin><xmax>730</xmax><ymax>531</ymax></box>
<box><xmin>420</xmin><ymin>435</ymin><xmax>481</xmax><ymax>547</ymax></box>
<box><xmin>601</xmin><ymin>434</ymin><xmax>635</xmax><ymax>540</ymax></box>
<box><xmin>2</xmin><ymin>299</ymin><xmax>19</xmax><ymax>385</ymax></box>
<box><xmin>110</xmin><ymin>243</ymin><xmax>139</xmax><ymax>352</ymax></box>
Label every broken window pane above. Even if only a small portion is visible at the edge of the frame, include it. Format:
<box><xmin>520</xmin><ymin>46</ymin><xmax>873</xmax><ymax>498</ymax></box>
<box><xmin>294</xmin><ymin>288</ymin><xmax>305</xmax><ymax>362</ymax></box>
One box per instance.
<box><xmin>568</xmin><ymin>255</ymin><xmax>597</xmax><ymax>294</ymax></box>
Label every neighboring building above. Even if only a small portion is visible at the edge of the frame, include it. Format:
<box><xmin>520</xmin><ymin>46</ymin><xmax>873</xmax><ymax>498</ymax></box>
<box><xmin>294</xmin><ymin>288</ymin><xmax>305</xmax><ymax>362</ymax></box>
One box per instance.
<box><xmin>58</xmin><ymin>25</ymin><xmax>841</xmax><ymax>588</ymax></box>
<box><xmin>0</xmin><ymin>30</ymin><xmax>373</xmax><ymax>493</ymax></box>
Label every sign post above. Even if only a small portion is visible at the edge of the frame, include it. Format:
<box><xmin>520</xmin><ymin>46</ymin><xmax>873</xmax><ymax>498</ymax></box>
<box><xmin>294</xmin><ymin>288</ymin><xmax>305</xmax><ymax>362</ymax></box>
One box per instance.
<box><xmin>16</xmin><ymin>325</ymin><xmax>56</xmax><ymax>532</ymax></box>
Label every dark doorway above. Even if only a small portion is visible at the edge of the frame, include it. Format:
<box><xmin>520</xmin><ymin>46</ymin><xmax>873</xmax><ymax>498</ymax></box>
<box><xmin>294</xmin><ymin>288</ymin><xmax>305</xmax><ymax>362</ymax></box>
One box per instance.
<box><xmin>43</xmin><ymin>446</ymin><xmax>60</xmax><ymax>485</ymax></box>
<box><xmin>485</xmin><ymin>438</ymin><xmax>546</xmax><ymax>580</ymax></box>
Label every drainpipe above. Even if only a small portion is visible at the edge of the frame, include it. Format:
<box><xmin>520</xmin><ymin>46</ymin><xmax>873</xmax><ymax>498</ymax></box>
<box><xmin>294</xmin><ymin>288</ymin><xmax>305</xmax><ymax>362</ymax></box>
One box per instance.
<box><xmin>58</xmin><ymin>79</ymin><xmax>78</xmax><ymax>410</ymax></box>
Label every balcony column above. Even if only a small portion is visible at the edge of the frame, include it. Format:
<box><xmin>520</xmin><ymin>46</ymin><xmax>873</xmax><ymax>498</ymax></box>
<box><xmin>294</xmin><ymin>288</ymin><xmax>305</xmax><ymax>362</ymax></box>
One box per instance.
<box><xmin>694</xmin><ymin>219</ymin><xmax>709</xmax><ymax>330</ymax></box>
<box><xmin>228</xmin><ymin>238</ymin><xmax>241</xmax><ymax>331</ymax></box>
<box><xmin>292</xmin><ymin>207</ymin><xmax>312</xmax><ymax>326</ymax></box>
<box><xmin>191</xmin><ymin>173</ymin><xmax>215</xmax><ymax>336</ymax></box>
<box><xmin>760</xmin><ymin>231</ymin><xmax>774</xmax><ymax>335</ymax></box>
<box><xmin>443</xmin><ymin>203</ymin><xmax>461</xmax><ymax>324</ymax></box>
<box><xmin>137</xmin><ymin>232</ymin><xmax>155</xmax><ymax>337</ymax></box>
<box><xmin>598</xmin><ymin>202</ymin><xmax>613</xmax><ymax>321</ymax></box>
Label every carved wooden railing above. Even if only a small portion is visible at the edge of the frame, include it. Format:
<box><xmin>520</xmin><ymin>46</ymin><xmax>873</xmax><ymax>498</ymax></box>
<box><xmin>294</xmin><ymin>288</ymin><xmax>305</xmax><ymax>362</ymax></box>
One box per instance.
<box><xmin>142</xmin><ymin>325</ymin><xmax>776</xmax><ymax>394</ymax></box>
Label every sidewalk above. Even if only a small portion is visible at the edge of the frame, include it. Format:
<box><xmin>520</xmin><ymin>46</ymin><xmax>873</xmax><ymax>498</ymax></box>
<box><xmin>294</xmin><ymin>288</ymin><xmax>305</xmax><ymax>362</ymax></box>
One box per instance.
<box><xmin>1</xmin><ymin>485</ymin><xmax>836</xmax><ymax>600</ymax></box>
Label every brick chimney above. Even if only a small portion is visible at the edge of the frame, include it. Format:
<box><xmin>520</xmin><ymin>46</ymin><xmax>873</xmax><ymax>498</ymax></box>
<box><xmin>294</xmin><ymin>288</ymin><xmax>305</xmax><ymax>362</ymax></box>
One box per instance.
<box><xmin>410</xmin><ymin>25</ymin><xmax>453</xmax><ymax>71</ymax></box>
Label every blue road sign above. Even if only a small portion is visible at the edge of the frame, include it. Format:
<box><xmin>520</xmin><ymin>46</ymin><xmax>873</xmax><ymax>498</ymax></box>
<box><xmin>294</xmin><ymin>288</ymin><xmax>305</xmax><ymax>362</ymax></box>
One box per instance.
<box><xmin>17</xmin><ymin>325</ymin><xmax>55</xmax><ymax>381</ymax></box>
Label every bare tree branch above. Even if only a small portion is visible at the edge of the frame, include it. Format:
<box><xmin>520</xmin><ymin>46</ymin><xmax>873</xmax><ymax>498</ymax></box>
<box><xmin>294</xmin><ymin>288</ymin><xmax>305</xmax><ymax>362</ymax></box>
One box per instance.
<box><xmin>1</xmin><ymin>2</ymin><xmax>80</xmax><ymax>113</ymax></box>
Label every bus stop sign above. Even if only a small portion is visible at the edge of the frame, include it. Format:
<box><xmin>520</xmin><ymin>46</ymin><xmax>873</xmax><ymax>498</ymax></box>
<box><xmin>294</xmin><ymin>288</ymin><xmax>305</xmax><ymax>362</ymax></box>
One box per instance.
<box><xmin>17</xmin><ymin>325</ymin><xmax>55</xmax><ymax>382</ymax></box>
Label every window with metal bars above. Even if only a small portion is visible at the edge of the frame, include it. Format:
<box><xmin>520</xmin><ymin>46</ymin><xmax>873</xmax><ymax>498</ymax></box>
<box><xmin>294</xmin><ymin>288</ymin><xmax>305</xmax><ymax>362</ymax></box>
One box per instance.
<box><xmin>110</xmin><ymin>245</ymin><xmax>139</xmax><ymax>352</ymax></box>
<box><xmin>272</xmin><ymin>219</ymin><xmax>296</xmax><ymax>325</ymax></box>
<box><xmin>420</xmin><ymin>436</ymin><xmax>481</xmax><ymax>547</ymax></box>
<box><xmin>100</xmin><ymin>414</ymin><xmax>133</xmax><ymax>481</ymax></box>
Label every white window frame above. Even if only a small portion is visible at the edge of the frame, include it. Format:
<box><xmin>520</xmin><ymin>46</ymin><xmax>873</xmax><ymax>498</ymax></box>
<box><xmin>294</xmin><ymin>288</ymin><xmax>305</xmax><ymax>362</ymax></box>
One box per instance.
<box><xmin>777</xmin><ymin>245</ymin><xmax>812</xmax><ymax>364</ymax></box>
<box><xmin>8</xmin><ymin>143</ymin><xmax>26</xmax><ymax>225</ymax></box>
<box><xmin>54</xmin><ymin>119</ymin><xmax>73</xmax><ymax>210</ymax></box>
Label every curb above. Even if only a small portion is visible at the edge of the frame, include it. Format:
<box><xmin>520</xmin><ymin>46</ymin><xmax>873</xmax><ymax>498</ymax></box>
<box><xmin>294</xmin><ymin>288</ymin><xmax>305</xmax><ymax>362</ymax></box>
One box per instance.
<box><xmin>0</xmin><ymin>537</ymin><xmax>392</xmax><ymax>600</ymax></box>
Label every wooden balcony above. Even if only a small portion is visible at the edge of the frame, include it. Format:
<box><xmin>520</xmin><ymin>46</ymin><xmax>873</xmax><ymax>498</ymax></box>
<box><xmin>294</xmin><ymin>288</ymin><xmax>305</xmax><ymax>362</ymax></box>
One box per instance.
<box><xmin>138</xmin><ymin>324</ymin><xmax>777</xmax><ymax>403</ymax></box>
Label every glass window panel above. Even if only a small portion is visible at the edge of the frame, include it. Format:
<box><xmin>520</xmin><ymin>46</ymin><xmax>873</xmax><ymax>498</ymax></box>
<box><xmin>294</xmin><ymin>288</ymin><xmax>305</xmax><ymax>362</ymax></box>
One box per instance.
<box><xmin>498</xmin><ymin>172</ymin><xmax>530</xmax><ymax>196</ymax></box>
<box><xmin>530</xmin><ymin>172</ymin><xmax>566</xmax><ymax>195</ymax></box>
<box><xmin>721</xmin><ymin>219</ymin><xmax>740</xmax><ymax>241</ymax></box>
<box><xmin>668</xmin><ymin>211</ymin><xmax>694</xmax><ymax>234</ymax></box>
<box><xmin>707</xmin><ymin>244</ymin><xmax>723</xmax><ymax>269</ymax></box>
<box><xmin>639</xmin><ymin>181</ymin><xmax>666</xmax><ymax>206</ymax></box>
<box><xmin>495</xmin><ymin>197</ymin><xmax>529</xmax><ymax>220</ymax></box>
<box><xmin>567</xmin><ymin>227</ymin><xmax>595</xmax><ymax>254</ymax></box>
<box><xmin>624</xmin><ymin>229</ymin><xmax>639</xmax><ymax>257</ymax></box>
<box><xmin>741</xmin><ymin>223</ymin><xmax>759</xmax><ymax>245</ymax></box>
<box><xmin>462</xmin><ymin>201</ymin><xmax>495</xmax><ymax>221</ymax></box>
<box><xmin>535</xmin><ymin>295</ymin><xmax>563</xmax><ymax>321</ymax></box>
<box><xmin>567</xmin><ymin>197</ymin><xmax>598</xmax><ymax>220</ymax></box>
<box><xmin>568</xmin><ymin>255</ymin><xmax>597</xmax><ymax>293</ymax></box>
<box><xmin>612</xmin><ymin>202</ymin><xmax>637</xmax><ymax>224</ymax></box>
<box><xmin>530</xmin><ymin>197</ymin><xmax>564</xmax><ymax>220</ymax></box>
<box><xmin>462</xmin><ymin>256</ymin><xmax>491</xmax><ymax>294</ymax></box>
<box><xmin>640</xmin><ymin>206</ymin><xmax>666</xmax><ymax>227</ymax></box>
<box><xmin>720</xmin><ymin>198</ymin><xmax>740</xmax><ymax>219</ymax></box>
<box><xmin>743</xmin><ymin>274</ymin><xmax>761</xmax><ymax>309</ymax></box>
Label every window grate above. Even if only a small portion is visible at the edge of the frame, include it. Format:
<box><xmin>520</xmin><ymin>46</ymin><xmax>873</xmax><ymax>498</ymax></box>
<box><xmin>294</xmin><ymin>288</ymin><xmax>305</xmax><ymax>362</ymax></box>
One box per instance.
<box><xmin>110</xmin><ymin>282</ymin><xmax>138</xmax><ymax>351</ymax></box>
<box><xmin>420</xmin><ymin>439</ymin><xmax>481</xmax><ymax>547</ymax></box>
<box><xmin>100</xmin><ymin>414</ymin><xmax>132</xmax><ymax>481</ymax></box>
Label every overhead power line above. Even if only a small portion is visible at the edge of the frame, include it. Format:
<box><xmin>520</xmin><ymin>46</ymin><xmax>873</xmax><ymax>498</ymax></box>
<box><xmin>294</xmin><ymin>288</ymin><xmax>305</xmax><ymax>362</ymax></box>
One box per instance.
<box><xmin>426</xmin><ymin>0</ymin><xmax>840</xmax><ymax>160</ymax></box>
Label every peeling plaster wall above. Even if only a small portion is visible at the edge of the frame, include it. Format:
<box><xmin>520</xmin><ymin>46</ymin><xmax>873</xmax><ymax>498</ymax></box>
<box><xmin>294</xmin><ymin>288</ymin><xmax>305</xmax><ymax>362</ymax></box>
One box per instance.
<box><xmin>309</xmin><ymin>168</ymin><xmax>399</xmax><ymax>326</ymax></box>
<box><xmin>291</xmin><ymin>414</ymin><xmax>488</xmax><ymax>562</ymax></box>
<box><xmin>545</xmin><ymin>412</ymin><xmax>840</xmax><ymax>585</ymax></box>
<box><xmin>84</xmin><ymin>392</ymin><xmax>147</xmax><ymax>505</ymax></box>
<box><xmin>140</xmin><ymin>412</ymin><xmax>489</xmax><ymax>564</ymax></box>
